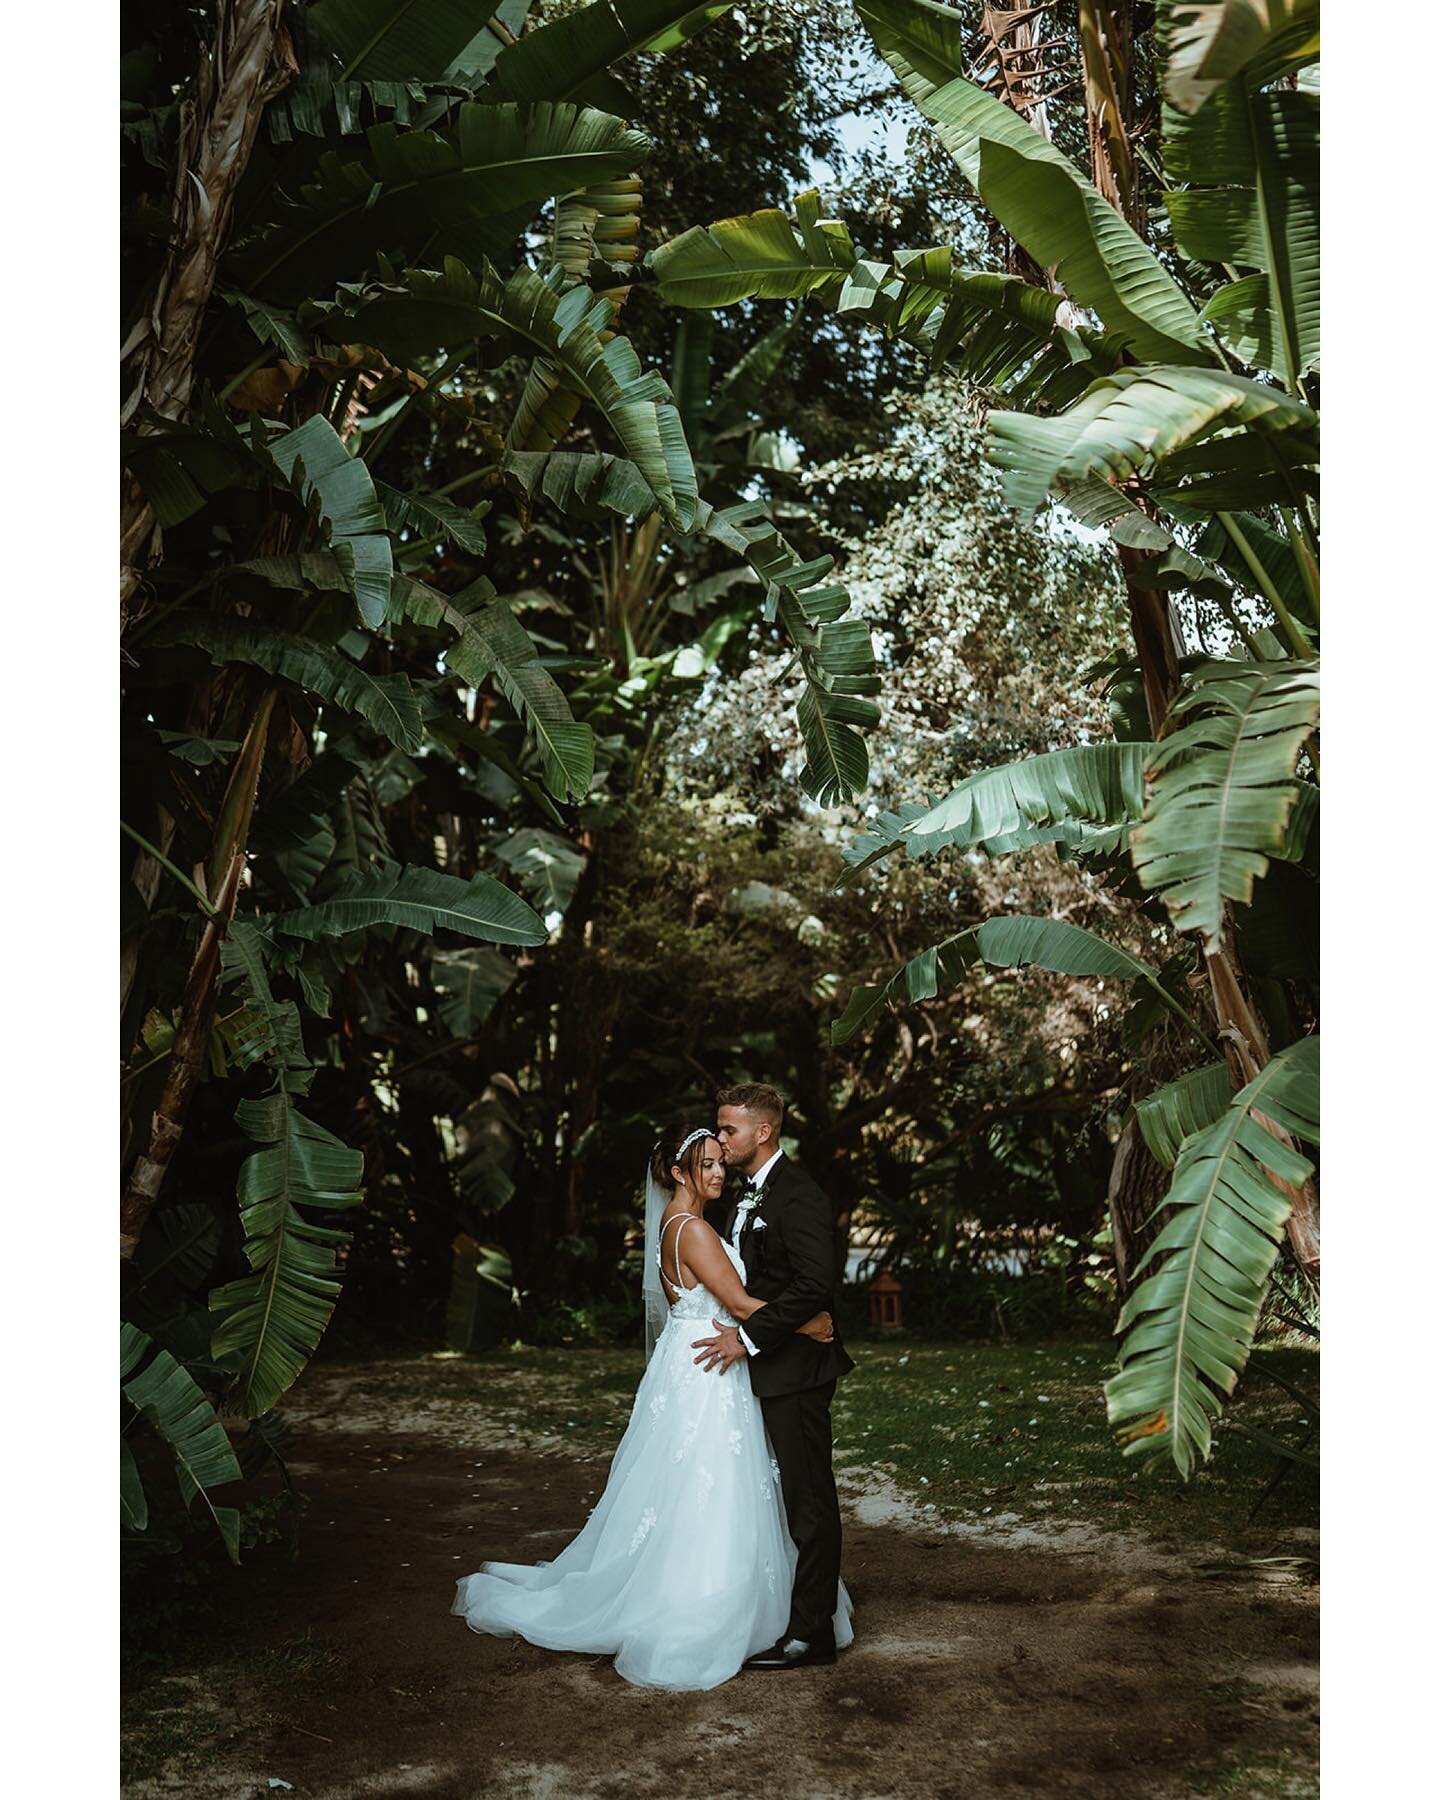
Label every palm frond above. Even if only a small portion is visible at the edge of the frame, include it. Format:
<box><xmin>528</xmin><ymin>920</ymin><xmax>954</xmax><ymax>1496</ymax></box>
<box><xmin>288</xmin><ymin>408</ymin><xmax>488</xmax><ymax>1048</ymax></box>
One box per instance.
<box><xmin>1130</xmin><ymin>657</ymin><xmax>1320</xmax><ymax>952</ymax></box>
<box><xmin>1105</xmin><ymin>1036</ymin><xmax>1319</xmax><ymax>1478</ymax></box>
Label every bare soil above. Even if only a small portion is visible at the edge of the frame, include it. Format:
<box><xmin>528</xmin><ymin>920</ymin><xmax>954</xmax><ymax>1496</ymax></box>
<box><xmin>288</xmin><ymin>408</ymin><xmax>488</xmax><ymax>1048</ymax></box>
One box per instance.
<box><xmin>124</xmin><ymin>1357</ymin><xmax>1318</xmax><ymax>1800</ymax></box>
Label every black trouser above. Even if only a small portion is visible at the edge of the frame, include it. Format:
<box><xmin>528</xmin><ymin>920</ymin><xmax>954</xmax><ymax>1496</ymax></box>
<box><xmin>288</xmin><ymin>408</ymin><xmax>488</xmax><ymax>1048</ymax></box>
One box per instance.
<box><xmin>761</xmin><ymin>1379</ymin><xmax>841</xmax><ymax>1643</ymax></box>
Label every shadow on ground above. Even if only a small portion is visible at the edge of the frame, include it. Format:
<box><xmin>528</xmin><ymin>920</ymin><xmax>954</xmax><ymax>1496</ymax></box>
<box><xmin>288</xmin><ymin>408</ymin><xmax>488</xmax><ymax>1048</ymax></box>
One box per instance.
<box><xmin>123</xmin><ymin>1357</ymin><xmax>1318</xmax><ymax>1800</ymax></box>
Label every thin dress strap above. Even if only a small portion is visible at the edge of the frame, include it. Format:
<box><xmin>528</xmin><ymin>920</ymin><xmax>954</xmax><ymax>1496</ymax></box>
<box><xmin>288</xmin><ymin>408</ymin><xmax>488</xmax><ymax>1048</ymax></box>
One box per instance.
<box><xmin>657</xmin><ymin>1213</ymin><xmax>694</xmax><ymax>1295</ymax></box>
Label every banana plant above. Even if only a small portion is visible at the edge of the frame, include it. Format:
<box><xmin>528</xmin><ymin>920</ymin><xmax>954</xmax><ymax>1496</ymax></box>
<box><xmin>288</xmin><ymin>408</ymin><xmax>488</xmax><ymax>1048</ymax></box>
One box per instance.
<box><xmin>122</xmin><ymin>1321</ymin><xmax>244</xmax><ymax>1562</ymax></box>
<box><xmin>1105</xmin><ymin>1036</ymin><xmax>1319</xmax><ymax>1477</ymax></box>
<box><xmin>833</xmin><ymin>915</ymin><xmax>1217</xmax><ymax>1054</ymax></box>
<box><xmin>125</xmin><ymin>0</ymin><xmax>818</xmax><ymax>1557</ymax></box>
<box><xmin>792</xmin><ymin>0</ymin><xmax>1319</xmax><ymax>1475</ymax></box>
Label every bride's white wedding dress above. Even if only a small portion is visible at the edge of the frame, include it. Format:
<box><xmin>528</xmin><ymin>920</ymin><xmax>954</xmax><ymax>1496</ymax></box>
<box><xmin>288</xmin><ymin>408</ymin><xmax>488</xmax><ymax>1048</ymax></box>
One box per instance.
<box><xmin>451</xmin><ymin>1232</ymin><xmax>853</xmax><ymax>1690</ymax></box>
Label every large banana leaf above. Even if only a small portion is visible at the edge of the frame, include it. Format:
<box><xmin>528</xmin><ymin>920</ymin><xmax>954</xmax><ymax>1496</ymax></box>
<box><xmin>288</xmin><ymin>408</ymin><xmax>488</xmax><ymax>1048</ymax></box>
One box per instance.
<box><xmin>246</xmin><ymin>744</ymin><xmax>362</xmax><ymax>899</ymax></box>
<box><xmin>833</xmin><ymin>915</ymin><xmax>1209</xmax><ymax>1048</ymax></box>
<box><xmin>1130</xmin><ymin>657</ymin><xmax>1319</xmax><ymax>951</ymax></box>
<box><xmin>308</xmin><ymin>0</ymin><xmax>505</xmax><ymax>81</ymax></box>
<box><xmin>234</xmin><ymin>103</ymin><xmax>650</xmax><ymax>299</ymax></box>
<box><xmin>1164</xmin><ymin>1</ymin><xmax>1320</xmax><ymax>114</ymax></box>
<box><xmin>1195</xmin><ymin>514</ymin><xmax>1317</xmax><ymax>633</ymax></box>
<box><xmin>985</xmin><ymin>365</ymin><xmax>1316</xmax><ymax>519</ymax></box>
<box><xmin>260</xmin><ymin>0</ymin><xmax>523</xmax><ymax>140</ymax></box>
<box><xmin>268</xmin><ymin>862</ymin><xmax>549</xmax><ymax>946</ymax></box>
<box><xmin>120</xmin><ymin>1438</ymin><xmax>147</xmax><ymax>1531</ymax></box>
<box><xmin>649</xmin><ymin>194</ymin><xmax>1109</xmax><ymax>401</ymax></box>
<box><xmin>1134</xmin><ymin>1061</ymin><xmax>1234</xmax><ymax>1168</ymax></box>
<box><xmin>121</xmin><ymin>1321</ymin><xmax>244</xmax><ymax>1560</ymax></box>
<box><xmin>154</xmin><ymin>616</ymin><xmax>423</xmax><ymax>753</ymax></box>
<box><xmin>220</xmin><ymin>924</ymin><xmax>307</xmax><ymax>1071</ymax></box>
<box><xmin>430</xmin><ymin>945</ymin><xmax>519</xmax><ymax>1036</ymax></box>
<box><xmin>1232</xmin><ymin>855</ymin><xmax>1317</xmax><ymax>982</ymax></box>
<box><xmin>376</xmin><ymin>480</ymin><xmax>489</xmax><ymax>554</ymax></box>
<box><xmin>845</xmin><ymin>743</ymin><xmax>1152</xmax><ymax>877</ymax></box>
<box><xmin>310</xmin><ymin>259</ymin><xmax>697</xmax><ymax>529</ymax></box>
<box><xmin>697</xmin><ymin>499</ymin><xmax>879</xmax><ymax>805</ymax></box>
<box><xmin>268</xmin><ymin>416</ymin><xmax>393</xmax><ymax>628</ymax></box>
<box><xmin>493</xmin><ymin>827</ymin><xmax>587</xmax><ymax>913</ymax></box>
<box><xmin>484</xmin><ymin>0</ymin><xmax>736</xmax><ymax>104</ymax></box>
<box><xmin>507</xmin><ymin>356</ymin><xmax>588</xmax><ymax>455</ymax></box>
<box><xmin>504</xmin><ymin>449</ymin><xmax>659</xmax><ymax>522</ymax></box>
<box><xmin>1164</xmin><ymin>83</ymin><xmax>1318</xmax><ymax>384</ymax></box>
<box><xmin>647</xmin><ymin>193</ymin><xmax>866</xmax><ymax>305</ymax></box>
<box><xmin>856</xmin><ymin>0</ymin><xmax>1214</xmax><ymax>365</ymax></box>
<box><xmin>392</xmin><ymin>573</ymin><xmax>595</xmax><ymax>799</ymax></box>
<box><xmin>326</xmin><ymin>769</ymin><xmax>392</xmax><ymax>888</ymax></box>
<box><xmin>210</xmin><ymin>1093</ymin><xmax>366</xmax><ymax>1417</ymax></box>
<box><xmin>447</xmin><ymin>0</ymin><xmax>533</xmax><ymax>86</ymax></box>
<box><xmin>1105</xmin><ymin>1035</ymin><xmax>1319</xmax><ymax>1477</ymax></box>
<box><xmin>205</xmin><ymin>930</ymin><xmax>364</xmax><ymax>1419</ymax></box>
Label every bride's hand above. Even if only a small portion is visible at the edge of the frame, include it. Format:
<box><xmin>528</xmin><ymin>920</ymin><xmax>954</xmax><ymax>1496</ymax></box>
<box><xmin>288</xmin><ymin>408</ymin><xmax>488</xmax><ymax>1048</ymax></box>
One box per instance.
<box><xmin>799</xmin><ymin>1310</ymin><xmax>834</xmax><ymax>1343</ymax></box>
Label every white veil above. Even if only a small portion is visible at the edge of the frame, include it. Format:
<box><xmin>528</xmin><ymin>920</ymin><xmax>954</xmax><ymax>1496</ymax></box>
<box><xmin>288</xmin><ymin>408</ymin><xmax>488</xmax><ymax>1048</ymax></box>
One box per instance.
<box><xmin>641</xmin><ymin>1151</ymin><xmax>670</xmax><ymax>1364</ymax></box>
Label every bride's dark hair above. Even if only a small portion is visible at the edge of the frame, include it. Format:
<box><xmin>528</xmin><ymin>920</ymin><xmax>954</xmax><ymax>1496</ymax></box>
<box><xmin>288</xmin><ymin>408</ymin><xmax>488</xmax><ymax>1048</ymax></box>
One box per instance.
<box><xmin>649</xmin><ymin>1126</ymin><xmax>716</xmax><ymax>1194</ymax></box>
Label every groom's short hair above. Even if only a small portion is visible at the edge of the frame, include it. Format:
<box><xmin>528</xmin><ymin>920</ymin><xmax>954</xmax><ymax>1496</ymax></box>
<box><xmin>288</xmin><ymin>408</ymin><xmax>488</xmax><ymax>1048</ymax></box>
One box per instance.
<box><xmin>716</xmin><ymin>1083</ymin><xmax>784</xmax><ymax>1133</ymax></box>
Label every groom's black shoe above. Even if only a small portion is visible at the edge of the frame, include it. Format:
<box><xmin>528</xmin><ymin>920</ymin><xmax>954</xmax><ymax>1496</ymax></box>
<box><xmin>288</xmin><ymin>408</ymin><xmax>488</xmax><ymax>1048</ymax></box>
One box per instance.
<box><xmin>742</xmin><ymin>1632</ymin><xmax>838</xmax><ymax>1671</ymax></box>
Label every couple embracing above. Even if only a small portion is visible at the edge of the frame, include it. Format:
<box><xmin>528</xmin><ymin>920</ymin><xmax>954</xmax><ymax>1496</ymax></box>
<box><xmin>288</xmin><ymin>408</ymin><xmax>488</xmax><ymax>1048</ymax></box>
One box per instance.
<box><xmin>451</xmin><ymin>1083</ymin><xmax>856</xmax><ymax>1690</ymax></box>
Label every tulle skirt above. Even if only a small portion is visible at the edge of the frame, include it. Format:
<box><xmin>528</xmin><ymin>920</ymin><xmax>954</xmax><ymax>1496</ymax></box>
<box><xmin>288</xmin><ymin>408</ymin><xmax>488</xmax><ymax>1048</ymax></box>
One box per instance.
<box><xmin>451</xmin><ymin>1308</ymin><xmax>852</xmax><ymax>1690</ymax></box>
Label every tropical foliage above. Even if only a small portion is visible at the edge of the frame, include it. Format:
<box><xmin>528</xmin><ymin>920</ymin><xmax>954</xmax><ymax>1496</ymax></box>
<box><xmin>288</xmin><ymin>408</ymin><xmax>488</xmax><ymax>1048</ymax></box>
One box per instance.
<box><xmin>121</xmin><ymin>0</ymin><xmax>890</xmax><ymax>1557</ymax></box>
<box><xmin>121</xmin><ymin>0</ymin><xmax>1318</xmax><ymax>1600</ymax></box>
<box><xmin>652</xmin><ymin>0</ymin><xmax>1319</xmax><ymax>1475</ymax></box>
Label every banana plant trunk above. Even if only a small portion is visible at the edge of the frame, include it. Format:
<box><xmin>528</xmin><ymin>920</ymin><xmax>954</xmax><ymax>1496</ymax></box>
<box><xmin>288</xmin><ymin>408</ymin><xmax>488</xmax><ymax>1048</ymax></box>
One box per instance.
<box><xmin>119</xmin><ymin>849</ymin><xmax>244</xmax><ymax>1259</ymax></box>
<box><xmin>119</xmin><ymin>691</ymin><xmax>277</xmax><ymax>1259</ymax></box>
<box><xmin>121</xmin><ymin>0</ymin><xmax>294</xmax><ymax>626</ymax></box>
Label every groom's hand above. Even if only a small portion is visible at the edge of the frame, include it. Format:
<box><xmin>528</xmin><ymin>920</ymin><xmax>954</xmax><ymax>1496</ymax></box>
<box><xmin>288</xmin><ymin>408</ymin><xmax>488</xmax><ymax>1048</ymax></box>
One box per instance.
<box><xmin>692</xmin><ymin>1321</ymin><xmax>747</xmax><ymax>1375</ymax></box>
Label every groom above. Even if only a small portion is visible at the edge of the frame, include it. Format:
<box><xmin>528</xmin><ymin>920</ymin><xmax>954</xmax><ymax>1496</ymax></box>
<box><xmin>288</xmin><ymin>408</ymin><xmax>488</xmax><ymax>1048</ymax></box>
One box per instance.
<box><xmin>694</xmin><ymin>1082</ymin><xmax>855</xmax><ymax>1670</ymax></box>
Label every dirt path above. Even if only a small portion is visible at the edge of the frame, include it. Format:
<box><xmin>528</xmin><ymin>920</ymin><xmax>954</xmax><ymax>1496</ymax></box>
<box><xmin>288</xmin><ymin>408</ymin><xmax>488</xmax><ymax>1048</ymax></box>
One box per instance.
<box><xmin>125</xmin><ymin>1358</ymin><xmax>1318</xmax><ymax>1799</ymax></box>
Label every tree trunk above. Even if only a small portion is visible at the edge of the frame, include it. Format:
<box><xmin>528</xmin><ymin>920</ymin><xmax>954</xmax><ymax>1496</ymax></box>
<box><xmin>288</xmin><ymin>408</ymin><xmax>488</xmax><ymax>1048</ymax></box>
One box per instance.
<box><xmin>121</xmin><ymin>1</ymin><xmax>295</xmax><ymax>626</ymax></box>
<box><xmin>1077</xmin><ymin>2</ymin><xmax>1139</xmax><ymax>222</ymax></box>
<box><xmin>119</xmin><ymin>851</ymin><xmax>244</xmax><ymax>1258</ymax></box>
<box><xmin>119</xmin><ymin>690</ymin><xmax>277</xmax><ymax>1258</ymax></box>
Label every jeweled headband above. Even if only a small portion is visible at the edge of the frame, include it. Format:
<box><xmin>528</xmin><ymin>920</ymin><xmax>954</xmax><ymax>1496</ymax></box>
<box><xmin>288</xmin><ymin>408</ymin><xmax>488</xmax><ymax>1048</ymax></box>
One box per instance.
<box><xmin>662</xmin><ymin>1127</ymin><xmax>712</xmax><ymax>1162</ymax></box>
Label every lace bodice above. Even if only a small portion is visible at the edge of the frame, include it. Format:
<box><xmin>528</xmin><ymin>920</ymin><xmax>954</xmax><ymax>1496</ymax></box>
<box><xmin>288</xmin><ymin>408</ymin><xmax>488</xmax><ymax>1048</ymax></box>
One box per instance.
<box><xmin>656</xmin><ymin>1216</ymin><xmax>743</xmax><ymax>1327</ymax></box>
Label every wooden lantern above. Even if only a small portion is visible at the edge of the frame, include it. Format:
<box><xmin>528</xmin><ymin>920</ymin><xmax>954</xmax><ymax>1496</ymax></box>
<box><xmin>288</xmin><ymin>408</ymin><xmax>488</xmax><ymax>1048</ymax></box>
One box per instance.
<box><xmin>867</xmin><ymin>1268</ymin><xmax>903</xmax><ymax>1330</ymax></box>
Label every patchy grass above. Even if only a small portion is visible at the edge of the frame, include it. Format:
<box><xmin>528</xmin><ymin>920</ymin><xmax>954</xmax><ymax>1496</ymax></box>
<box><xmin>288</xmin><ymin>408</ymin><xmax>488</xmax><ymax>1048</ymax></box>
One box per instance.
<box><xmin>349</xmin><ymin>1333</ymin><xmax>1318</xmax><ymax>1554</ymax></box>
<box><xmin>832</xmin><ymin>1334</ymin><xmax>1317</xmax><ymax>1552</ymax></box>
<box><xmin>326</xmin><ymin>1345</ymin><xmax>643</xmax><ymax>1458</ymax></box>
<box><xmin>1182</xmin><ymin>1744</ymin><xmax>1320</xmax><ymax>1797</ymax></box>
<box><xmin>122</xmin><ymin>1629</ymin><xmax>354</xmax><ymax>1790</ymax></box>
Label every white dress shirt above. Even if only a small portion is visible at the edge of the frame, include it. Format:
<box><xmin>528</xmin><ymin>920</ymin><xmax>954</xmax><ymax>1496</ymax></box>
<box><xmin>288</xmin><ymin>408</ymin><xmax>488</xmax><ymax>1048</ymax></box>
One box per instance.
<box><xmin>733</xmin><ymin>1148</ymin><xmax>784</xmax><ymax>1355</ymax></box>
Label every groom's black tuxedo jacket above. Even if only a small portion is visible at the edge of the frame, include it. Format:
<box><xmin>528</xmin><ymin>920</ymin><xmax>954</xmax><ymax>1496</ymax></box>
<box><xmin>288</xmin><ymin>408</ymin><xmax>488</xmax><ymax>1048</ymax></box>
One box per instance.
<box><xmin>714</xmin><ymin>1153</ymin><xmax>856</xmax><ymax>1400</ymax></box>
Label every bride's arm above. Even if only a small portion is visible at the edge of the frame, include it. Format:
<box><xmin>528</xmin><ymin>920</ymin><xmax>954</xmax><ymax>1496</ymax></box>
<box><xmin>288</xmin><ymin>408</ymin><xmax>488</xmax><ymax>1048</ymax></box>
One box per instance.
<box><xmin>675</xmin><ymin>1222</ymin><xmax>763</xmax><ymax>1320</ymax></box>
<box><xmin>678</xmin><ymin>1224</ymin><xmax>833</xmax><ymax>1341</ymax></box>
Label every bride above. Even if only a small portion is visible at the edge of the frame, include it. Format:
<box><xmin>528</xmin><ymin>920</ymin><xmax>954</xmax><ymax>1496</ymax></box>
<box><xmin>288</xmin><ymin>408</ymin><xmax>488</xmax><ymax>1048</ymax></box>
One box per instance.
<box><xmin>450</xmin><ymin>1124</ymin><xmax>854</xmax><ymax>1690</ymax></box>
